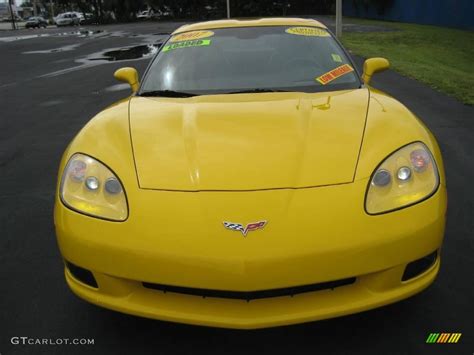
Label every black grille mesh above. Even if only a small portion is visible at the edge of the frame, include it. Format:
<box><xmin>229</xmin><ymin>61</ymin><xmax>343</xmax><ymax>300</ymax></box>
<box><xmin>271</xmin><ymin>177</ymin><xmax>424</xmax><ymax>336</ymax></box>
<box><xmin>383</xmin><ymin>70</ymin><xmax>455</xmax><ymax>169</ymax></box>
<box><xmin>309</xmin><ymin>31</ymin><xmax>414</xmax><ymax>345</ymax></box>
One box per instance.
<box><xmin>143</xmin><ymin>277</ymin><xmax>356</xmax><ymax>301</ymax></box>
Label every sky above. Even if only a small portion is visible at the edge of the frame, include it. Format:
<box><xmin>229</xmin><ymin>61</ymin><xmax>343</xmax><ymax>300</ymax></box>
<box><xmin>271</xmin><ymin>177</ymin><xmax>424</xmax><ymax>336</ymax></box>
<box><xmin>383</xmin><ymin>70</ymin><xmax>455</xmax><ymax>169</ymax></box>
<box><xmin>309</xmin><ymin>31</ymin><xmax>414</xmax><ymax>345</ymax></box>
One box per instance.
<box><xmin>1</xmin><ymin>1</ymin><xmax>31</xmax><ymax>6</ymax></box>
<box><xmin>0</xmin><ymin>1</ymin><xmax>21</xmax><ymax>5</ymax></box>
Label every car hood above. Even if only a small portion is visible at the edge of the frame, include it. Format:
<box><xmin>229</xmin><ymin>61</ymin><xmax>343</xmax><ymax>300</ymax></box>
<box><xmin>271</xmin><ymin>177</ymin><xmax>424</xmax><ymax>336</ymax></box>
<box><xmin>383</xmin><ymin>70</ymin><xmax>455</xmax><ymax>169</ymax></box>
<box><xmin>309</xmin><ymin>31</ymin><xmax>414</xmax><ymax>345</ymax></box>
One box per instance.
<box><xmin>129</xmin><ymin>89</ymin><xmax>369</xmax><ymax>191</ymax></box>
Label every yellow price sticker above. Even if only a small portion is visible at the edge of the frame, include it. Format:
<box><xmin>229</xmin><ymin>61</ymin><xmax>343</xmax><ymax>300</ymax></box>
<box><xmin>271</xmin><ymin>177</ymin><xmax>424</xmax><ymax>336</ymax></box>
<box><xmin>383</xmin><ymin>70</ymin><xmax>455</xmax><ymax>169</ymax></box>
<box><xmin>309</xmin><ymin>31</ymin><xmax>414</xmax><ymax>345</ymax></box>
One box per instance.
<box><xmin>286</xmin><ymin>27</ymin><xmax>330</xmax><ymax>37</ymax></box>
<box><xmin>170</xmin><ymin>30</ymin><xmax>214</xmax><ymax>43</ymax></box>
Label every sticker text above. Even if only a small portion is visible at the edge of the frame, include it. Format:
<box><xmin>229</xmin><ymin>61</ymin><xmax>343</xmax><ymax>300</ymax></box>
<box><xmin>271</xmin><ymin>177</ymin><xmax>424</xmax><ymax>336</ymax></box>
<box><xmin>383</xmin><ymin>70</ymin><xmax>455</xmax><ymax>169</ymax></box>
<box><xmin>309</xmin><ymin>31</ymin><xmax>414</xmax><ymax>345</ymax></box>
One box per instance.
<box><xmin>163</xmin><ymin>39</ymin><xmax>211</xmax><ymax>52</ymax></box>
<box><xmin>316</xmin><ymin>64</ymin><xmax>354</xmax><ymax>85</ymax></box>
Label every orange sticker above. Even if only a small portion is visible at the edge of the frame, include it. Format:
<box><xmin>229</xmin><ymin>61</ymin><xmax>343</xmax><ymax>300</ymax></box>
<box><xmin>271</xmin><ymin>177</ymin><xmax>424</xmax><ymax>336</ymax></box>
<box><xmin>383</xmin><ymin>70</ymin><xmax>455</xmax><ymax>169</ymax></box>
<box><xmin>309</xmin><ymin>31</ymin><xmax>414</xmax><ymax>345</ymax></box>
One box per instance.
<box><xmin>316</xmin><ymin>64</ymin><xmax>354</xmax><ymax>85</ymax></box>
<box><xmin>170</xmin><ymin>30</ymin><xmax>214</xmax><ymax>43</ymax></box>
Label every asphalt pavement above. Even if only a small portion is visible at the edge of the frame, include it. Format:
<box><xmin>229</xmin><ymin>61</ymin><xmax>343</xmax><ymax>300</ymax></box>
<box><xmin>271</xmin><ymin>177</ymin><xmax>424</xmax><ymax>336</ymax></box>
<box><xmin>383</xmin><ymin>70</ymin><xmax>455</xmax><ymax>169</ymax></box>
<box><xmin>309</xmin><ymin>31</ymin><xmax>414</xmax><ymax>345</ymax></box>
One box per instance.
<box><xmin>0</xmin><ymin>21</ymin><xmax>473</xmax><ymax>355</ymax></box>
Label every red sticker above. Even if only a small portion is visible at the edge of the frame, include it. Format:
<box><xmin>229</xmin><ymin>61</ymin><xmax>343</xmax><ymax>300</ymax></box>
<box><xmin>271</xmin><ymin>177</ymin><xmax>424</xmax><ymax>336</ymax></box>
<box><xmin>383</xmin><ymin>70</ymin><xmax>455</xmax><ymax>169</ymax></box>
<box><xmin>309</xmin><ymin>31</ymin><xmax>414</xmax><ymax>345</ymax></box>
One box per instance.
<box><xmin>316</xmin><ymin>64</ymin><xmax>354</xmax><ymax>85</ymax></box>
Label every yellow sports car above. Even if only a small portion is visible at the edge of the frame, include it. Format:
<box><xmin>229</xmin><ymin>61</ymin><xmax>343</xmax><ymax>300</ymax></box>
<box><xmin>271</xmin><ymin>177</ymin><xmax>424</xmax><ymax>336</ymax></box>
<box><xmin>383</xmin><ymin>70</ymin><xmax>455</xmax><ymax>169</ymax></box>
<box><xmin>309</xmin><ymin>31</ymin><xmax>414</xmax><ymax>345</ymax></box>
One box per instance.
<box><xmin>55</xmin><ymin>18</ymin><xmax>447</xmax><ymax>329</ymax></box>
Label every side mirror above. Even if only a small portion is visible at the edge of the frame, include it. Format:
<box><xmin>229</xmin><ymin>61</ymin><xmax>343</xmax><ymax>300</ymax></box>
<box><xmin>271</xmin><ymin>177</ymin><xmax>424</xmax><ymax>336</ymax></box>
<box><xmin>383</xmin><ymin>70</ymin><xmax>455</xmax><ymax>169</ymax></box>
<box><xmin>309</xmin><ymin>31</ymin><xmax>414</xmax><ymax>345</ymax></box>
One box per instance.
<box><xmin>114</xmin><ymin>67</ymin><xmax>139</xmax><ymax>93</ymax></box>
<box><xmin>362</xmin><ymin>58</ymin><xmax>390</xmax><ymax>85</ymax></box>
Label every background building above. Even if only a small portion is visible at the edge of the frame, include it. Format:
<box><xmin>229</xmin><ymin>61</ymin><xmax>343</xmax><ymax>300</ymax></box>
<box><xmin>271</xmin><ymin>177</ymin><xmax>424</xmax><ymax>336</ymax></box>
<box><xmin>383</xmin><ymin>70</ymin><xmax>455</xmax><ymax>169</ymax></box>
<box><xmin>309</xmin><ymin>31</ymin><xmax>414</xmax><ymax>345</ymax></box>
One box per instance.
<box><xmin>0</xmin><ymin>1</ymin><xmax>19</xmax><ymax>19</ymax></box>
<box><xmin>343</xmin><ymin>0</ymin><xmax>474</xmax><ymax>29</ymax></box>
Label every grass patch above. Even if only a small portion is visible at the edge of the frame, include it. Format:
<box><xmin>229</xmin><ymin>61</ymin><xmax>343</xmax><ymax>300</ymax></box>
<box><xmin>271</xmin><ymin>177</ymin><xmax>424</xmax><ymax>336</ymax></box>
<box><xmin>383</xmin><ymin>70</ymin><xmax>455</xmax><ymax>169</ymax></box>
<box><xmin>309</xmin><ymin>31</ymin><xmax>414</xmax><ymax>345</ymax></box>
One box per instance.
<box><xmin>341</xmin><ymin>18</ymin><xmax>474</xmax><ymax>105</ymax></box>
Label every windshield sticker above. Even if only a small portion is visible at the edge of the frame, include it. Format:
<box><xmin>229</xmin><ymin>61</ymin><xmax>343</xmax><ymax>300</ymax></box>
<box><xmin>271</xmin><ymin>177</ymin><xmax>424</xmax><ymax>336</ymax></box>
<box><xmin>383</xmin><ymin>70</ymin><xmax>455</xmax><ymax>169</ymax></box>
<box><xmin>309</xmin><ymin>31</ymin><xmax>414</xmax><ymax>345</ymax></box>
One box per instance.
<box><xmin>162</xmin><ymin>39</ymin><xmax>211</xmax><ymax>52</ymax></box>
<box><xmin>170</xmin><ymin>30</ymin><xmax>214</xmax><ymax>43</ymax></box>
<box><xmin>286</xmin><ymin>27</ymin><xmax>330</xmax><ymax>37</ymax></box>
<box><xmin>316</xmin><ymin>64</ymin><xmax>354</xmax><ymax>85</ymax></box>
<box><xmin>331</xmin><ymin>54</ymin><xmax>342</xmax><ymax>62</ymax></box>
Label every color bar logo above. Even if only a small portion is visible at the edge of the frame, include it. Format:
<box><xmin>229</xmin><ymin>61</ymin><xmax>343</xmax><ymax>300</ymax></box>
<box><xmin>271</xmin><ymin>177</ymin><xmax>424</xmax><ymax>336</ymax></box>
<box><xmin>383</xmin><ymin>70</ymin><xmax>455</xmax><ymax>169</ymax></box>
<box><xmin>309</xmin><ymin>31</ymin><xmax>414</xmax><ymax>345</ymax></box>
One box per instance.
<box><xmin>426</xmin><ymin>333</ymin><xmax>462</xmax><ymax>344</ymax></box>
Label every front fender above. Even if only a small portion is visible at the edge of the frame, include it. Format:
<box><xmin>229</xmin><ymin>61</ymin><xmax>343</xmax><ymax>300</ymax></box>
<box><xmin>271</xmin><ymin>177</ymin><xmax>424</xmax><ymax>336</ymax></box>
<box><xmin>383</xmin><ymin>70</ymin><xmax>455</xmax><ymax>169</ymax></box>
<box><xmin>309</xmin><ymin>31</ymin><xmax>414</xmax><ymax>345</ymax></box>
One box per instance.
<box><xmin>55</xmin><ymin>98</ymin><xmax>138</xmax><ymax>210</ymax></box>
<box><xmin>355</xmin><ymin>89</ymin><xmax>446</xmax><ymax>186</ymax></box>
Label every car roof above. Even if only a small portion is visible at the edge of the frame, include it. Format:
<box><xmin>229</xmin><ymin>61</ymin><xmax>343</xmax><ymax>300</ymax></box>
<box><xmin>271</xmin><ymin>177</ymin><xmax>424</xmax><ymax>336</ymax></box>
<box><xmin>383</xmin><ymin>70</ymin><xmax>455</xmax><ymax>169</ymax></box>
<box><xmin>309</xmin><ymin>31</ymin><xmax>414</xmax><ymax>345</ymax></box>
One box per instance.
<box><xmin>173</xmin><ymin>17</ymin><xmax>327</xmax><ymax>34</ymax></box>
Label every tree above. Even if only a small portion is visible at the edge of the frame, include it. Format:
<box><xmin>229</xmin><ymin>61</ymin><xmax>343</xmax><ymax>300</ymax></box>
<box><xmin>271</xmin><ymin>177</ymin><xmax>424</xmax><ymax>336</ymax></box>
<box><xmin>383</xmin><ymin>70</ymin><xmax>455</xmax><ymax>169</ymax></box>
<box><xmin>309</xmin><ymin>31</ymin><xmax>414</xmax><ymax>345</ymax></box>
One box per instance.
<box><xmin>104</xmin><ymin>0</ymin><xmax>146</xmax><ymax>21</ymax></box>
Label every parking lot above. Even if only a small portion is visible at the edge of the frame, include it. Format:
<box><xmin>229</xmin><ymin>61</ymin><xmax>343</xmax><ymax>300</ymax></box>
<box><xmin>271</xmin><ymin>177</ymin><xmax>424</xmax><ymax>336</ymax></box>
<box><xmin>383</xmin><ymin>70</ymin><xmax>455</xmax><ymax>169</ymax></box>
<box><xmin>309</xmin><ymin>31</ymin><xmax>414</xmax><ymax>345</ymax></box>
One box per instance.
<box><xmin>0</xmin><ymin>20</ymin><xmax>473</xmax><ymax>354</ymax></box>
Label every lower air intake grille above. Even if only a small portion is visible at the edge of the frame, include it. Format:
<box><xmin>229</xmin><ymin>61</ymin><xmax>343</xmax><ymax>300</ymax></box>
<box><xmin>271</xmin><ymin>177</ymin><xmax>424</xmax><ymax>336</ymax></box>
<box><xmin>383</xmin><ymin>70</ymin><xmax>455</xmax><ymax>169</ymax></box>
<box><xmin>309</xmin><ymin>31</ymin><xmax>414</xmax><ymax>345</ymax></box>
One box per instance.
<box><xmin>402</xmin><ymin>250</ymin><xmax>438</xmax><ymax>281</ymax></box>
<box><xmin>143</xmin><ymin>277</ymin><xmax>356</xmax><ymax>301</ymax></box>
<box><xmin>66</xmin><ymin>261</ymin><xmax>98</xmax><ymax>288</ymax></box>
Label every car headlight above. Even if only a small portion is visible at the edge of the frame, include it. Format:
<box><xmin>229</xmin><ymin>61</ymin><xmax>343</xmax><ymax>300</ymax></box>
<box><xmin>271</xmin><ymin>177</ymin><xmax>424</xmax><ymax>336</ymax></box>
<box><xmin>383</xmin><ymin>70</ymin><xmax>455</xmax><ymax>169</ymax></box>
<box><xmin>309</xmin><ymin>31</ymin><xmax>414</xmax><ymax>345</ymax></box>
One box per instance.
<box><xmin>365</xmin><ymin>142</ymin><xmax>439</xmax><ymax>214</ymax></box>
<box><xmin>60</xmin><ymin>153</ymin><xmax>128</xmax><ymax>221</ymax></box>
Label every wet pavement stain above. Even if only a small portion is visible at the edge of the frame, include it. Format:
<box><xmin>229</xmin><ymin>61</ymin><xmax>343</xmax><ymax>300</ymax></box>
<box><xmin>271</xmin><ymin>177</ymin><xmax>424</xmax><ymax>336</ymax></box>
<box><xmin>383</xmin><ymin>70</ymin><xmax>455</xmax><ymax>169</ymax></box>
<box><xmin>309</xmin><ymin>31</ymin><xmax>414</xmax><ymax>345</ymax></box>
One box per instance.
<box><xmin>23</xmin><ymin>43</ymin><xmax>82</xmax><ymax>54</ymax></box>
<box><xmin>40</xmin><ymin>99</ymin><xmax>65</xmax><ymax>107</ymax></box>
<box><xmin>105</xmin><ymin>83</ymin><xmax>131</xmax><ymax>92</ymax></box>
<box><xmin>0</xmin><ymin>29</ymin><xmax>107</xmax><ymax>43</ymax></box>
<box><xmin>12</xmin><ymin>32</ymin><xmax>168</xmax><ymax>78</ymax></box>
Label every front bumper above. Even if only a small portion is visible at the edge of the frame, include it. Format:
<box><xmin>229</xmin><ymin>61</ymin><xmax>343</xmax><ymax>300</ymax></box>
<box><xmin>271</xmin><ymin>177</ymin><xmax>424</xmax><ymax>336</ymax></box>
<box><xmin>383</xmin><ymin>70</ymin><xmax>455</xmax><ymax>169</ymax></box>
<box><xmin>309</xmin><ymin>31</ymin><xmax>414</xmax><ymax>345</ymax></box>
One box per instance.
<box><xmin>65</xmin><ymin>255</ymin><xmax>439</xmax><ymax>329</ymax></box>
<box><xmin>55</xmin><ymin>179</ymin><xmax>446</xmax><ymax>328</ymax></box>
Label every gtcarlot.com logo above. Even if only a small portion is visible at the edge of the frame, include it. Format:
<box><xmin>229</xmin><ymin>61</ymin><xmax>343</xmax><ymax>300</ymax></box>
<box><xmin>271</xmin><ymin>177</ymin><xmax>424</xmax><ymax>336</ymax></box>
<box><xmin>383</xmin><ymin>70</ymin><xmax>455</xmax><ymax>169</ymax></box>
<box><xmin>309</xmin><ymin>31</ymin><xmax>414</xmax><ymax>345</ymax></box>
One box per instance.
<box><xmin>11</xmin><ymin>336</ymin><xmax>95</xmax><ymax>346</ymax></box>
<box><xmin>426</xmin><ymin>332</ymin><xmax>462</xmax><ymax>344</ymax></box>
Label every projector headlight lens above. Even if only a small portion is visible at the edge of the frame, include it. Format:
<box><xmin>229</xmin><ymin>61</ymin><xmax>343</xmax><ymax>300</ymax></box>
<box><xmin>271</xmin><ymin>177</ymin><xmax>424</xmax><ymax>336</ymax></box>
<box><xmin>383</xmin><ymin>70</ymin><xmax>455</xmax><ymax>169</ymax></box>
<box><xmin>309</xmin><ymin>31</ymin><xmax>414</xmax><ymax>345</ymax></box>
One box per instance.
<box><xmin>104</xmin><ymin>177</ymin><xmax>122</xmax><ymax>195</ymax></box>
<box><xmin>85</xmin><ymin>176</ymin><xmax>100</xmax><ymax>191</ymax></box>
<box><xmin>366</xmin><ymin>142</ymin><xmax>439</xmax><ymax>214</ymax></box>
<box><xmin>372</xmin><ymin>169</ymin><xmax>391</xmax><ymax>187</ymax></box>
<box><xmin>397</xmin><ymin>166</ymin><xmax>412</xmax><ymax>181</ymax></box>
<box><xmin>60</xmin><ymin>154</ymin><xmax>128</xmax><ymax>221</ymax></box>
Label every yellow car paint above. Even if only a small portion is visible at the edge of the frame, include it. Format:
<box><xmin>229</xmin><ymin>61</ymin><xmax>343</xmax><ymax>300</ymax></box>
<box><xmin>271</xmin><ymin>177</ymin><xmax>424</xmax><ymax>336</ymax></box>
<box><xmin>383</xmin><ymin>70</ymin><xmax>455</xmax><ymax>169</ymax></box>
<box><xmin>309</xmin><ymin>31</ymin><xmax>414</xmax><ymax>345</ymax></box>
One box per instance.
<box><xmin>129</xmin><ymin>90</ymin><xmax>368</xmax><ymax>190</ymax></box>
<box><xmin>64</xmin><ymin>257</ymin><xmax>441</xmax><ymax>329</ymax></box>
<box><xmin>174</xmin><ymin>18</ymin><xmax>327</xmax><ymax>34</ymax></box>
<box><xmin>114</xmin><ymin>67</ymin><xmax>140</xmax><ymax>93</ymax></box>
<box><xmin>54</xmin><ymin>19</ymin><xmax>447</xmax><ymax>329</ymax></box>
<box><xmin>362</xmin><ymin>58</ymin><xmax>390</xmax><ymax>85</ymax></box>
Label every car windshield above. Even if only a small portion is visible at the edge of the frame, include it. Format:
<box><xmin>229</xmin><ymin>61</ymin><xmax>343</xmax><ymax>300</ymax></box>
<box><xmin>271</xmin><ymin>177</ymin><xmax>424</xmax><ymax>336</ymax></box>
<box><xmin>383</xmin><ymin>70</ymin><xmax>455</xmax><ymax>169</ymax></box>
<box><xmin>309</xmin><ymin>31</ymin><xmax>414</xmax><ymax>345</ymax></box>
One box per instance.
<box><xmin>140</xmin><ymin>26</ymin><xmax>360</xmax><ymax>96</ymax></box>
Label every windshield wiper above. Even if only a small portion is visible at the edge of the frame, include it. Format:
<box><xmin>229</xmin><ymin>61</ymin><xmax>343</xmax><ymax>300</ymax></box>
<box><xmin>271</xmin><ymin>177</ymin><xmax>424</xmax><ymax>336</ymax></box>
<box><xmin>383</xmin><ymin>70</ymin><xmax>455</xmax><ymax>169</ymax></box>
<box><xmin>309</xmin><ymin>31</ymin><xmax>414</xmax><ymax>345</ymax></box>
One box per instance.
<box><xmin>139</xmin><ymin>90</ymin><xmax>199</xmax><ymax>98</ymax></box>
<box><xmin>227</xmin><ymin>88</ymin><xmax>291</xmax><ymax>94</ymax></box>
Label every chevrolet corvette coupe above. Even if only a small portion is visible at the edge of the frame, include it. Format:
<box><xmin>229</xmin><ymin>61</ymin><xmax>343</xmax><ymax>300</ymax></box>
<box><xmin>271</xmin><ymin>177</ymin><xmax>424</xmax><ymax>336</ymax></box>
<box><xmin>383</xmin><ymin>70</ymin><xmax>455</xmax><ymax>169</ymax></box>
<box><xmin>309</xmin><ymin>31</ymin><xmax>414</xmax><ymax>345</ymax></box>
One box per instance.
<box><xmin>55</xmin><ymin>18</ymin><xmax>446</xmax><ymax>328</ymax></box>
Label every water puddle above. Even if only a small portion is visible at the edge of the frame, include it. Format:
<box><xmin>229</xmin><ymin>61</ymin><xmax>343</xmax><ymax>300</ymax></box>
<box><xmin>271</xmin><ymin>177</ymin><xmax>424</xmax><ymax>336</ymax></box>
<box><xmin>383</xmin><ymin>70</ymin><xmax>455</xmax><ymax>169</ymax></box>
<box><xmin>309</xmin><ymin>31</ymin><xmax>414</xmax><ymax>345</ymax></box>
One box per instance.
<box><xmin>72</xmin><ymin>30</ymin><xmax>103</xmax><ymax>37</ymax></box>
<box><xmin>33</xmin><ymin>33</ymin><xmax>167</xmax><ymax>78</ymax></box>
<box><xmin>87</xmin><ymin>44</ymin><xmax>161</xmax><ymax>62</ymax></box>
